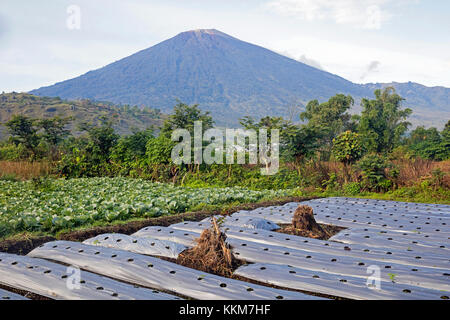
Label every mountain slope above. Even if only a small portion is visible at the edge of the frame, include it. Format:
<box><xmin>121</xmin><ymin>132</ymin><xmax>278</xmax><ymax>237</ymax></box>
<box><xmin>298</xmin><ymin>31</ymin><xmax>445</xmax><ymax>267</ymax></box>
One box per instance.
<box><xmin>363</xmin><ymin>82</ymin><xmax>450</xmax><ymax>128</ymax></box>
<box><xmin>30</xmin><ymin>29</ymin><xmax>449</xmax><ymax>127</ymax></box>
<box><xmin>0</xmin><ymin>93</ymin><xmax>165</xmax><ymax>140</ymax></box>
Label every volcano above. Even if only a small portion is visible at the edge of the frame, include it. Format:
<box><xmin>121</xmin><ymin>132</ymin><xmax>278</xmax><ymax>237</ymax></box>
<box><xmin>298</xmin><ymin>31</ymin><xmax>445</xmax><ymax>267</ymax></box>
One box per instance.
<box><xmin>31</xmin><ymin>29</ymin><xmax>450</xmax><ymax>127</ymax></box>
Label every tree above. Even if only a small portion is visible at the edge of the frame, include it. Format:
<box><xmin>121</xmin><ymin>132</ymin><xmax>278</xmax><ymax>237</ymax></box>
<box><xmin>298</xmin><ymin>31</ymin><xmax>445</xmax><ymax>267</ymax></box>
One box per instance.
<box><xmin>332</xmin><ymin>131</ymin><xmax>364</xmax><ymax>183</ymax></box>
<box><xmin>58</xmin><ymin>118</ymin><xmax>120</xmax><ymax>177</ymax></box>
<box><xmin>436</xmin><ymin>120</ymin><xmax>450</xmax><ymax>160</ymax></box>
<box><xmin>357</xmin><ymin>153</ymin><xmax>394</xmax><ymax>191</ymax></box>
<box><xmin>111</xmin><ymin>129</ymin><xmax>154</xmax><ymax>163</ymax></box>
<box><xmin>357</xmin><ymin>87</ymin><xmax>412</xmax><ymax>154</ymax></box>
<box><xmin>38</xmin><ymin>116</ymin><xmax>71</xmax><ymax>146</ymax></box>
<box><xmin>146</xmin><ymin>135</ymin><xmax>175</xmax><ymax>164</ymax></box>
<box><xmin>240</xmin><ymin>115</ymin><xmax>298</xmax><ymax>143</ymax></box>
<box><xmin>4</xmin><ymin>115</ymin><xmax>39</xmax><ymax>156</ymax></box>
<box><xmin>78</xmin><ymin>118</ymin><xmax>119</xmax><ymax>159</ymax></box>
<box><xmin>300</xmin><ymin>94</ymin><xmax>355</xmax><ymax>154</ymax></box>
<box><xmin>408</xmin><ymin>126</ymin><xmax>441</xmax><ymax>146</ymax></box>
<box><xmin>442</xmin><ymin>120</ymin><xmax>450</xmax><ymax>141</ymax></box>
<box><xmin>332</xmin><ymin>131</ymin><xmax>364</xmax><ymax>165</ymax></box>
<box><xmin>240</xmin><ymin>116</ymin><xmax>315</xmax><ymax>161</ymax></box>
<box><xmin>405</xmin><ymin>126</ymin><xmax>448</xmax><ymax>160</ymax></box>
<box><xmin>161</xmin><ymin>102</ymin><xmax>214</xmax><ymax>136</ymax></box>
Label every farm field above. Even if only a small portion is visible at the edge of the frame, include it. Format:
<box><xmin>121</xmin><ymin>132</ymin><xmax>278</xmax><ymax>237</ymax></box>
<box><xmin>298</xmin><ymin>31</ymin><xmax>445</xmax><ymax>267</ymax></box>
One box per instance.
<box><xmin>2</xmin><ymin>0</ymin><xmax>450</xmax><ymax>308</ymax></box>
<box><xmin>0</xmin><ymin>177</ymin><xmax>293</xmax><ymax>239</ymax></box>
<box><xmin>0</xmin><ymin>197</ymin><xmax>448</xmax><ymax>300</ymax></box>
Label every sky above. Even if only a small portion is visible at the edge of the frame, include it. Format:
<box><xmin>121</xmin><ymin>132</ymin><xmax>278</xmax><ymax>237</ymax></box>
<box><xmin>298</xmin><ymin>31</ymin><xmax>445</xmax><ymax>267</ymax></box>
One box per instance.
<box><xmin>0</xmin><ymin>0</ymin><xmax>449</xmax><ymax>92</ymax></box>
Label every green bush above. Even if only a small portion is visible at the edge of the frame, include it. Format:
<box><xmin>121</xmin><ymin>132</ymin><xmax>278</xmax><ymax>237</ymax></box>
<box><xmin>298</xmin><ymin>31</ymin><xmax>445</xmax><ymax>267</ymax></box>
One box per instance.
<box><xmin>322</xmin><ymin>173</ymin><xmax>339</xmax><ymax>191</ymax></box>
<box><xmin>0</xmin><ymin>173</ymin><xmax>18</xmax><ymax>182</ymax></box>
<box><xmin>0</xmin><ymin>143</ymin><xmax>28</xmax><ymax>160</ymax></box>
<box><xmin>357</xmin><ymin>153</ymin><xmax>393</xmax><ymax>191</ymax></box>
<box><xmin>332</xmin><ymin>131</ymin><xmax>364</xmax><ymax>165</ymax></box>
<box><xmin>344</xmin><ymin>182</ymin><xmax>361</xmax><ymax>195</ymax></box>
<box><xmin>431</xmin><ymin>168</ymin><xmax>445</xmax><ymax>188</ymax></box>
<box><xmin>146</xmin><ymin>135</ymin><xmax>175</xmax><ymax>164</ymax></box>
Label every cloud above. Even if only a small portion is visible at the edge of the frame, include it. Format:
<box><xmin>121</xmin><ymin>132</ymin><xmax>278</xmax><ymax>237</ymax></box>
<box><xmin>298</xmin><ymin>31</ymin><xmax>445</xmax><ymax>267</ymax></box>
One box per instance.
<box><xmin>265</xmin><ymin>0</ymin><xmax>397</xmax><ymax>29</ymax></box>
<box><xmin>297</xmin><ymin>54</ymin><xmax>324</xmax><ymax>70</ymax></box>
<box><xmin>360</xmin><ymin>60</ymin><xmax>380</xmax><ymax>81</ymax></box>
<box><xmin>273</xmin><ymin>33</ymin><xmax>450</xmax><ymax>87</ymax></box>
<box><xmin>277</xmin><ymin>50</ymin><xmax>325</xmax><ymax>70</ymax></box>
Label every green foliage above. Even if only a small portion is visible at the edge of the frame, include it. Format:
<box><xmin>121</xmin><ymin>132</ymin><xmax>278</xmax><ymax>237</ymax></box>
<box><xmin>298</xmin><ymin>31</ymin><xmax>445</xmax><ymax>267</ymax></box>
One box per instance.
<box><xmin>431</xmin><ymin>168</ymin><xmax>445</xmax><ymax>188</ymax></box>
<box><xmin>0</xmin><ymin>142</ymin><xmax>28</xmax><ymax>161</ymax></box>
<box><xmin>57</xmin><ymin>101</ymin><xmax>214</xmax><ymax>177</ymax></box>
<box><xmin>31</xmin><ymin>176</ymin><xmax>55</xmax><ymax>192</ymax></box>
<box><xmin>357</xmin><ymin>87</ymin><xmax>412</xmax><ymax>154</ymax></box>
<box><xmin>301</xmin><ymin>94</ymin><xmax>356</xmax><ymax>154</ymax></box>
<box><xmin>161</xmin><ymin>102</ymin><xmax>214</xmax><ymax>136</ymax></box>
<box><xmin>357</xmin><ymin>153</ymin><xmax>393</xmax><ymax>191</ymax></box>
<box><xmin>2</xmin><ymin>114</ymin><xmax>72</xmax><ymax>160</ymax></box>
<box><xmin>111</xmin><ymin>129</ymin><xmax>154</xmax><ymax>163</ymax></box>
<box><xmin>58</xmin><ymin>120</ymin><xmax>119</xmax><ymax>177</ymax></box>
<box><xmin>0</xmin><ymin>94</ymin><xmax>448</xmax><ymax>205</ymax></box>
<box><xmin>146</xmin><ymin>135</ymin><xmax>176</xmax><ymax>164</ymax></box>
<box><xmin>180</xmin><ymin>163</ymin><xmax>302</xmax><ymax>190</ymax></box>
<box><xmin>405</xmin><ymin>125</ymin><xmax>450</xmax><ymax>160</ymax></box>
<box><xmin>0</xmin><ymin>173</ymin><xmax>18</xmax><ymax>182</ymax></box>
<box><xmin>79</xmin><ymin>119</ymin><xmax>119</xmax><ymax>159</ymax></box>
<box><xmin>332</xmin><ymin>131</ymin><xmax>364</xmax><ymax>165</ymax></box>
<box><xmin>38</xmin><ymin>117</ymin><xmax>71</xmax><ymax>146</ymax></box>
<box><xmin>322</xmin><ymin>173</ymin><xmax>339</xmax><ymax>191</ymax></box>
<box><xmin>0</xmin><ymin>177</ymin><xmax>294</xmax><ymax>238</ymax></box>
<box><xmin>388</xmin><ymin>273</ymin><xmax>396</xmax><ymax>283</ymax></box>
<box><xmin>343</xmin><ymin>182</ymin><xmax>361</xmax><ymax>195</ymax></box>
<box><xmin>240</xmin><ymin>115</ymin><xmax>310</xmax><ymax>160</ymax></box>
<box><xmin>4</xmin><ymin>115</ymin><xmax>39</xmax><ymax>157</ymax></box>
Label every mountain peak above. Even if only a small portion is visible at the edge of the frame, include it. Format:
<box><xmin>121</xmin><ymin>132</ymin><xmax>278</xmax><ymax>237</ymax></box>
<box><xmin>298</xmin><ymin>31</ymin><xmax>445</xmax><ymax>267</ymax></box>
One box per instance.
<box><xmin>177</xmin><ymin>29</ymin><xmax>233</xmax><ymax>40</ymax></box>
<box><xmin>185</xmin><ymin>29</ymin><xmax>225</xmax><ymax>35</ymax></box>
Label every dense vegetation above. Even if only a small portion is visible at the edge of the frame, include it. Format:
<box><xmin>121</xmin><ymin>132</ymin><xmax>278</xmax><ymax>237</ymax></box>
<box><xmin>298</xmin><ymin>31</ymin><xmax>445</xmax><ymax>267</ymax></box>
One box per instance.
<box><xmin>2</xmin><ymin>88</ymin><xmax>449</xmax><ymax>184</ymax></box>
<box><xmin>0</xmin><ymin>177</ymin><xmax>291</xmax><ymax>238</ymax></box>
<box><xmin>0</xmin><ymin>87</ymin><xmax>449</xmax><ymax>238</ymax></box>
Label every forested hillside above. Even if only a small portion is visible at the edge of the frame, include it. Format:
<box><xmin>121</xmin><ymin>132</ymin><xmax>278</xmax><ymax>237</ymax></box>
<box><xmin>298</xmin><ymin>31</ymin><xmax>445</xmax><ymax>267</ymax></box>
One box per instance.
<box><xmin>0</xmin><ymin>92</ymin><xmax>165</xmax><ymax>139</ymax></box>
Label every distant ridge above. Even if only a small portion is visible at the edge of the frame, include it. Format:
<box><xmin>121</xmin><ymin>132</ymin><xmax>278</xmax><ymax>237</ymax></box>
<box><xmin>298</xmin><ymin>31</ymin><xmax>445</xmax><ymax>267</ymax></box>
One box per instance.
<box><xmin>0</xmin><ymin>92</ymin><xmax>165</xmax><ymax>139</ymax></box>
<box><xmin>31</xmin><ymin>29</ymin><xmax>450</xmax><ymax>128</ymax></box>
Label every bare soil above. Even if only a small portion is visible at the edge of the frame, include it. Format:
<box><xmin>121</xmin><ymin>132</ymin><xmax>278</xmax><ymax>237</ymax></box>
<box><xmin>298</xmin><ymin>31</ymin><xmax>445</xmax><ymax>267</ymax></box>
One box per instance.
<box><xmin>0</xmin><ymin>236</ymin><xmax>56</xmax><ymax>256</ymax></box>
<box><xmin>0</xmin><ymin>283</ymin><xmax>50</xmax><ymax>300</ymax></box>
<box><xmin>277</xmin><ymin>223</ymin><xmax>345</xmax><ymax>240</ymax></box>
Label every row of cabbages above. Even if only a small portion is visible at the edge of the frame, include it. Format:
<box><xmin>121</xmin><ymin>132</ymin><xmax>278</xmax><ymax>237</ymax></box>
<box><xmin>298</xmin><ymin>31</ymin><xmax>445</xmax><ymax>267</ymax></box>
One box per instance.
<box><xmin>0</xmin><ymin>177</ymin><xmax>292</xmax><ymax>237</ymax></box>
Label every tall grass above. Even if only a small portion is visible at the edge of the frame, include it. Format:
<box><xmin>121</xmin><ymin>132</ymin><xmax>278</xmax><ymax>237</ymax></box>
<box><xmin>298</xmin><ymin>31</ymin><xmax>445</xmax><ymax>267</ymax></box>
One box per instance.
<box><xmin>393</xmin><ymin>159</ymin><xmax>450</xmax><ymax>187</ymax></box>
<box><xmin>298</xmin><ymin>158</ymin><xmax>449</xmax><ymax>189</ymax></box>
<box><xmin>0</xmin><ymin>161</ymin><xmax>53</xmax><ymax>180</ymax></box>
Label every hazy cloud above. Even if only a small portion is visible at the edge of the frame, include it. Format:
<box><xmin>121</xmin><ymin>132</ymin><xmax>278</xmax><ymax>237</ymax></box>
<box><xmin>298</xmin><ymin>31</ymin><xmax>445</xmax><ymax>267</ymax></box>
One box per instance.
<box><xmin>277</xmin><ymin>50</ymin><xmax>324</xmax><ymax>70</ymax></box>
<box><xmin>360</xmin><ymin>60</ymin><xmax>380</xmax><ymax>81</ymax></box>
<box><xmin>265</xmin><ymin>0</ymin><xmax>399</xmax><ymax>29</ymax></box>
<box><xmin>297</xmin><ymin>54</ymin><xmax>324</xmax><ymax>70</ymax></box>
